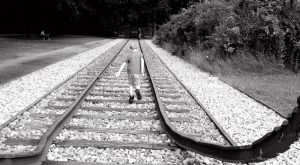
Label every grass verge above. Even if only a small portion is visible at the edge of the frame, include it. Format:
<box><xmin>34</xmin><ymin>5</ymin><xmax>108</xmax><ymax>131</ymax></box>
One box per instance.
<box><xmin>0</xmin><ymin>35</ymin><xmax>107</xmax><ymax>85</ymax></box>
<box><xmin>161</xmin><ymin>42</ymin><xmax>300</xmax><ymax>117</ymax></box>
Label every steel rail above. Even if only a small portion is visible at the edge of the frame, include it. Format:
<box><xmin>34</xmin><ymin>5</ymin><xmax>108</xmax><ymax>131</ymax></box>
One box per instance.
<box><xmin>0</xmin><ymin>39</ymin><xmax>117</xmax><ymax>131</ymax></box>
<box><xmin>138</xmin><ymin>41</ymin><xmax>237</xmax><ymax>147</ymax></box>
<box><xmin>0</xmin><ymin>39</ymin><xmax>129</xmax><ymax>165</ymax></box>
<box><xmin>137</xmin><ymin>40</ymin><xmax>238</xmax><ymax>146</ymax></box>
<box><xmin>139</xmin><ymin>39</ymin><xmax>300</xmax><ymax>163</ymax></box>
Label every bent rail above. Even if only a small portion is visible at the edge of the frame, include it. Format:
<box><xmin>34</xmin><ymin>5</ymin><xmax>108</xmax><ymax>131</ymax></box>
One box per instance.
<box><xmin>140</xmin><ymin>39</ymin><xmax>300</xmax><ymax>163</ymax></box>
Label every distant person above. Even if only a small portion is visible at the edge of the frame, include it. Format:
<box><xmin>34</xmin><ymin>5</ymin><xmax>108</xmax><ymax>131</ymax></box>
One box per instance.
<box><xmin>138</xmin><ymin>28</ymin><xmax>142</xmax><ymax>40</ymax></box>
<box><xmin>115</xmin><ymin>45</ymin><xmax>145</xmax><ymax>104</ymax></box>
<box><xmin>40</xmin><ymin>30</ymin><xmax>50</xmax><ymax>40</ymax></box>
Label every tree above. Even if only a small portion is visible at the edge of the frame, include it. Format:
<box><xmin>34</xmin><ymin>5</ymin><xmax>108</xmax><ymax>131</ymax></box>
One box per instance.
<box><xmin>0</xmin><ymin>0</ymin><xmax>192</xmax><ymax>35</ymax></box>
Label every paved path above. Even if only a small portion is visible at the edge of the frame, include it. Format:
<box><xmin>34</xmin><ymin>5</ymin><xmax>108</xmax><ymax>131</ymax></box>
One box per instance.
<box><xmin>0</xmin><ymin>39</ymin><xmax>110</xmax><ymax>85</ymax></box>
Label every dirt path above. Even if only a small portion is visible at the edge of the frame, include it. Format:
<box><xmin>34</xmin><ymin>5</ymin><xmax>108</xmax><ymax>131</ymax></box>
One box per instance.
<box><xmin>0</xmin><ymin>39</ymin><xmax>111</xmax><ymax>85</ymax></box>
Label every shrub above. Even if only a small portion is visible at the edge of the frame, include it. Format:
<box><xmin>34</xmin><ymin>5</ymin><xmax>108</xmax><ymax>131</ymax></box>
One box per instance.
<box><xmin>231</xmin><ymin>0</ymin><xmax>300</xmax><ymax>71</ymax></box>
<box><xmin>154</xmin><ymin>0</ymin><xmax>300</xmax><ymax>72</ymax></box>
<box><xmin>155</xmin><ymin>1</ymin><xmax>232</xmax><ymax>49</ymax></box>
<box><xmin>208</xmin><ymin>15</ymin><xmax>243</xmax><ymax>57</ymax></box>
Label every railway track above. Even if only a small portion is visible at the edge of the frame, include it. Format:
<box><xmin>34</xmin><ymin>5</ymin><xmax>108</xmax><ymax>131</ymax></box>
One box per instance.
<box><xmin>139</xmin><ymin>40</ymin><xmax>300</xmax><ymax>162</ymax></box>
<box><xmin>0</xmin><ymin>39</ymin><xmax>129</xmax><ymax>164</ymax></box>
<box><xmin>0</xmin><ymin>39</ymin><xmax>299</xmax><ymax>165</ymax></box>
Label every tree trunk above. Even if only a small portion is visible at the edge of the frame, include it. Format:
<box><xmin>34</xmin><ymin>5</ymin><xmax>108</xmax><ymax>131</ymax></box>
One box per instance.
<box><xmin>152</xmin><ymin>21</ymin><xmax>156</xmax><ymax>36</ymax></box>
<box><xmin>152</xmin><ymin>12</ymin><xmax>156</xmax><ymax>36</ymax></box>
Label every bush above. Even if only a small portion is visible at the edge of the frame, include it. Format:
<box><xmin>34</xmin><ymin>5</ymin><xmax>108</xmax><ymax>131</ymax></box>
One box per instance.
<box><xmin>208</xmin><ymin>15</ymin><xmax>243</xmax><ymax>57</ymax></box>
<box><xmin>235</xmin><ymin>0</ymin><xmax>287</xmax><ymax>58</ymax></box>
<box><xmin>154</xmin><ymin>0</ymin><xmax>300</xmax><ymax>72</ymax></box>
<box><xmin>155</xmin><ymin>1</ymin><xmax>232</xmax><ymax>48</ymax></box>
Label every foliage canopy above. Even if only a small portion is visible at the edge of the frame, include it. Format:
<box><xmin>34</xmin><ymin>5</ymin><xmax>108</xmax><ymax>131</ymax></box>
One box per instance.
<box><xmin>0</xmin><ymin>0</ymin><xmax>195</xmax><ymax>35</ymax></box>
<box><xmin>154</xmin><ymin>0</ymin><xmax>300</xmax><ymax>72</ymax></box>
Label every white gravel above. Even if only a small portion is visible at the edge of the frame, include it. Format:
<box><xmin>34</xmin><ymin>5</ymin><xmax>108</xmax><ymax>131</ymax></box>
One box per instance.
<box><xmin>145</xmin><ymin>40</ymin><xmax>300</xmax><ymax>164</ymax></box>
<box><xmin>82</xmin><ymin>101</ymin><xmax>156</xmax><ymax>109</ymax></box>
<box><xmin>77</xmin><ymin>109</ymin><xmax>156</xmax><ymax>118</ymax></box>
<box><xmin>142</xmin><ymin>43</ymin><xmax>230</xmax><ymax>145</ymax></box>
<box><xmin>0</xmin><ymin>39</ymin><xmax>127</xmax><ymax>155</ymax></box>
<box><xmin>0</xmin><ymin>39</ymin><xmax>122</xmax><ymax>125</ymax></box>
<box><xmin>46</xmin><ymin>146</ymin><xmax>245</xmax><ymax>165</ymax></box>
<box><xmin>47</xmin><ymin>146</ymin><xmax>183</xmax><ymax>164</ymax></box>
<box><xmin>55</xmin><ymin>129</ymin><xmax>170</xmax><ymax>144</ymax></box>
<box><xmin>68</xmin><ymin>118</ymin><xmax>162</xmax><ymax>131</ymax></box>
<box><xmin>145</xmin><ymin>40</ymin><xmax>286</xmax><ymax>145</ymax></box>
<box><xmin>0</xmin><ymin>145</ymin><xmax>36</xmax><ymax>155</ymax></box>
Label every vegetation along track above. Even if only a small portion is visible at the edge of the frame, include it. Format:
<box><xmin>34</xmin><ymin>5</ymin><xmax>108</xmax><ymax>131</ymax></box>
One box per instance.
<box><xmin>0</xmin><ymin>39</ymin><xmax>299</xmax><ymax>165</ymax></box>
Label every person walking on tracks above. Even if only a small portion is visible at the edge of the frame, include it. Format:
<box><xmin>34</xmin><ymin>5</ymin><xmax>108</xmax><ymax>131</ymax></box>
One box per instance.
<box><xmin>138</xmin><ymin>28</ymin><xmax>142</xmax><ymax>40</ymax></box>
<box><xmin>115</xmin><ymin>44</ymin><xmax>145</xmax><ymax>104</ymax></box>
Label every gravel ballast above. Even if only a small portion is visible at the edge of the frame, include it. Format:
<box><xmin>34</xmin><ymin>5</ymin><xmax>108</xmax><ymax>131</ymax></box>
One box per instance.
<box><xmin>47</xmin><ymin>146</ymin><xmax>183</xmax><ymax>164</ymax></box>
<box><xmin>0</xmin><ymin>39</ymin><xmax>122</xmax><ymax>125</ymax></box>
<box><xmin>145</xmin><ymin>40</ymin><xmax>285</xmax><ymax>145</ymax></box>
<box><xmin>145</xmin><ymin>40</ymin><xmax>300</xmax><ymax>164</ymax></box>
<box><xmin>141</xmin><ymin>41</ymin><xmax>230</xmax><ymax>146</ymax></box>
<box><xmin>0</xmin><ymin>39</ymin><xmax>126</xmax><ymax>154</ymax></box>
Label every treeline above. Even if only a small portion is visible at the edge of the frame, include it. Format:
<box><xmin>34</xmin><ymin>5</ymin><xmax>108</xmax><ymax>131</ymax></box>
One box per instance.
<box><xmin>0</xmin><ymin>0</ymin><xmax>198</xmax><ymax>36</ymax></box>
<box><xmin>154</xmin><ymin>0</ymin><xmax>300</xmax><ymax>72</ymax></box>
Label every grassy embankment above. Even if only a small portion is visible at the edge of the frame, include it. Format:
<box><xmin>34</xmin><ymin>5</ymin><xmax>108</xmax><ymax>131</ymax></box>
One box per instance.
<box><xmin>161</xmin><ymin>42</ymin><xmax>300</xmax><ymax>117</ymax></box>
<box><xmin>153</xmin><ymin>0</ymin><xmax>300</xmax><ymax>117</ymax></box>
<box><xmin>0</xmin><ymin>35</ymin><xmax>105</xmax><ymax>84</ymax></box>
